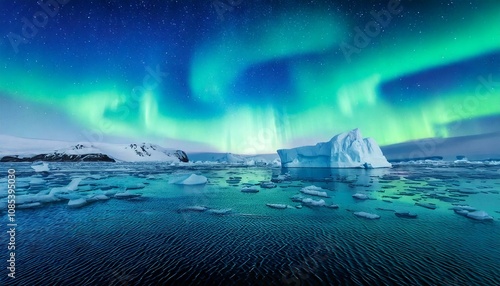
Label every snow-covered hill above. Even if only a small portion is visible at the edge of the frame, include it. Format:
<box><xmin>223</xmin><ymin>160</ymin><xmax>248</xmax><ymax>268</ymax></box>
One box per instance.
<box><xmin>277</xmin><ymin>129</ymin><xmax>391</xmax><ymax>168</ymax></box>
<box><xmin>0</xmin><ymin>135</ymin><xmax>188</xmax><ymax>162</ymax></box>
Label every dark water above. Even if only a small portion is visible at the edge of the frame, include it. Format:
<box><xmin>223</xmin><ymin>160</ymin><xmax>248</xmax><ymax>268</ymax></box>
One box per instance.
<box><xmin>1</xmin><ymin>163</ymin><xmax>499</xmax><ymax>285</ymax></box>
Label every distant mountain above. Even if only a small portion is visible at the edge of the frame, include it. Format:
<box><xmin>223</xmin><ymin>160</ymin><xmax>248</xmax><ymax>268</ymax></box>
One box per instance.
<box><xmin>277</xmin><ymin>129</ymin><xmax>391</xmax><ymax>168</ymax></box>
<box><xmin>187</xmin><ymin>152</ymin><xmax>279</xmax><ymax>165</ymax></box>
<box><xmin>0</xmin><ymin>135</ymin><xmax>188</xmax><ymax>163</ymax></box>
<box><xmin>381</xmin><ymin>132</ymin><xmax>500</xmax><ymax>161</ymax></box>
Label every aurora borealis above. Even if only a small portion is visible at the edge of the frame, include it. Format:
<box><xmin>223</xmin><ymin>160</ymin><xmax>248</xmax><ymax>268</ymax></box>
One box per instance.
<box><xmin>0</xmin><ymin>0</ymin><xmax>499</xmax><ymax>153</ymax></box>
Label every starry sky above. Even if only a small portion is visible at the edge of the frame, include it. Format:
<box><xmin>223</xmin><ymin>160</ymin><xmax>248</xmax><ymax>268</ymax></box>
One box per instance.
<box><xmin>0</xmin><ymin>0</ymin><xmax>499</xmax><ymax>153</ymax></box>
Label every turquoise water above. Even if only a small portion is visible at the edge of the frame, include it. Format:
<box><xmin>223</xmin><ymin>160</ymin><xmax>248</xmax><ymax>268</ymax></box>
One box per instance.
<box><xmin>1</xmin><ymin>163</ymin><xmax>499</xmax><ymax>285</ymax></box>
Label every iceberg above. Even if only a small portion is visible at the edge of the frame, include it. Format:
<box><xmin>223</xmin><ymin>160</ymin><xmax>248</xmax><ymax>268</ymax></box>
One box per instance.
<box><xmin>277</xmin><ymin>128</ymin><xmax>391</xmax><ymax>168</ymax></box>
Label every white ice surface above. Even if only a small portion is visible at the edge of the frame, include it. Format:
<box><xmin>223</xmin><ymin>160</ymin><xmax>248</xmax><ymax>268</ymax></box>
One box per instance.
<box><xmin>277</xmin><ymin>129</ymin><xmax>391</xmax><ymax>168</ymax></box>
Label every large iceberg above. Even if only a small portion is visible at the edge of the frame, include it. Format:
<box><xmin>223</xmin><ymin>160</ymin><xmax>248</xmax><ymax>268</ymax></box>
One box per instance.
<box><xmin>277</xmin><ymin>128</ymin><xmax>391</xmax><ymax>168</ymax></box>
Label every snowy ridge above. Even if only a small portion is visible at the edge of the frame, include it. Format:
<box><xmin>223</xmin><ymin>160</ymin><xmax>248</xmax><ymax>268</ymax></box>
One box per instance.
<box><xmin>277</xmin><ymin>129</ymin><xmax>391</xmax><ymax>168</ymax></box>
<box><xmin>0</xmin><ymin>135</ymin><xmax>188</xmax><ymax>162</ymax></box>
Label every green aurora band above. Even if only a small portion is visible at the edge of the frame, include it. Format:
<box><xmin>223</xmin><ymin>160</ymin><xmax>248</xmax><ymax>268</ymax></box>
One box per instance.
<box><xmin>1</xmin><ymin>3</ymin><xmax>499</xmax><ymax>153</ymax></box>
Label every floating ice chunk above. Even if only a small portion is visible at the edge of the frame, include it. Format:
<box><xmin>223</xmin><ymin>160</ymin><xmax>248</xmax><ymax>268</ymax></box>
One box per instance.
<box><xmin>291</xmin><ymin>194</ymin><xmax>306</xmax><ymax>202</ymax></box>
<box><xmin>115</xmin><ymin>191</ymin><xmax>142</xmax><ymax>199</ymax></box>
<box><xmin>457</xmin><ymin>189</ymin><xmax>479</xmax><ymax>194</ymax></box>
<box><xmin>15</xmin><ymin>194</ymin><xmax>37</xmax><ymax>205</ymax></box>
<box><xmin>36</xmin><ymin>194</ymin><xmax>60</xmax><ymax>203</ymax></box>
<box><xmin>395</xmin><ymin>211</ymin><xmax>418</xmax><ymax>218</ymax></box>
<box><xmin>182</xmin><ymin>174</ymin><xmax>207</xmax><ymax>185</ymax></box>
<box><xmin>260</xmin><ymin>182</ymin><xmax>276</xmax><ymax>189</ymax></box>
<box><xmin>29</xmin><ymin>177</ymin><xmax>46</xmax><ymax>185</ymax></box>
<box><xmin>17</xmin><ymin>202</ymin><xmax>42</xmax><ymax>209</ymax></box>
<box><xmin>326</xmin><ymin>204</ymin><xmax>340</xmax><ymax>209</ymax></box>
<box><xmin>126</xmin><ymin>183</ymin><xmax>147</xmax><ymax>190</ymax></box>
<box><xmin>352</xmin><ymin>193</ymin><xmax>370</xmax><ymax>200</ymax></box>
<box><xmin>170</xmin><ymin>174</ymin><xmax>208</xmax><ymax>185</ymax></box>
<box><xmin>103</xmin><ymin>190</ymin><xmax>118</xmax><ymax>197</ymax></box>
<box><xmin>207</xmin><ymin>208</ymin><xmax>232</xmax><ymax>215</ymax></box>
<box><xmin>66</xmin><ymin>177</ymin><xmax>83</xmax><ymax>191</ymax></box>
<box><xmin>182</xmin><ymin>206</ymin><xmax>208</xmax><ymax>212</ymax></box>
<box><xmin>449</xmin><ymin>205</ymin><xmax>476</xmax><ymax>211</ymax></box>
<box><xmin>466</xmin><ymin>211</ymin><xmax>494</xmax><ymax>221</ymax></box>
<box><xmin>354</xmin><ymin>212</ymin><xmax>380</xmax><ymax>219</ymax></box>
<box><xmin>302</xmin><ymin>198</ymin><xmax>326</xmax><ymax>207</ymax></box>
<box><xmin>266</xmin><ymin>203</ymin><xmax>288</xmax><ymax>209</ymax></box>
<box><xmin>31</xmin><ymin>161</ymin><xmax>49</xmax><ymax>172</ymax></box>
<box><xmin>300</xmin><ymin>185</ymin><xmax>328</xmax><ymax>197</ymax></box>
<box><xmin>271</xmin><ymin>173</ymin><xmax>291</xmax><ymax>183</ymax></box>
<box><xmin>68</xmin><ymin>198</ymin><xmax>87</xmax><ymax>208</ymax></box>
<box><xmin>241</xmin><ymin>186</ymin><xmax>259</xmax><ymax>193</ymax></box>
<box><xmin>454</xmin><ymin>209</ymin><xmax>469</xmax><ymax>216</ymax></box>
<box><xmin>86</xmin><ymin>194</ymin><xmax>110</xmax><ymax>202</ymax></box>
<box><xmin>415</xmin><ymin>202</ymin><xmax>437</xmax><ymax>209</ymax></box>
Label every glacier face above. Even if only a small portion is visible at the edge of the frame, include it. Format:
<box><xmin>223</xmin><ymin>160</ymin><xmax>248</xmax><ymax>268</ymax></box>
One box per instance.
<box><xmin>277</xmin><ymin>129</ymin><xmax>391</xmax><ymax>168</ymax></box>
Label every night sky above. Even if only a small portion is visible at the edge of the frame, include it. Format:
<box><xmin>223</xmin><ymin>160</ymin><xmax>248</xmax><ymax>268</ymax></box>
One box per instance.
<box><xmin>0</xmin><ymin>0</ymin><xmax>499</xmax><ymax>153</ymax></box>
